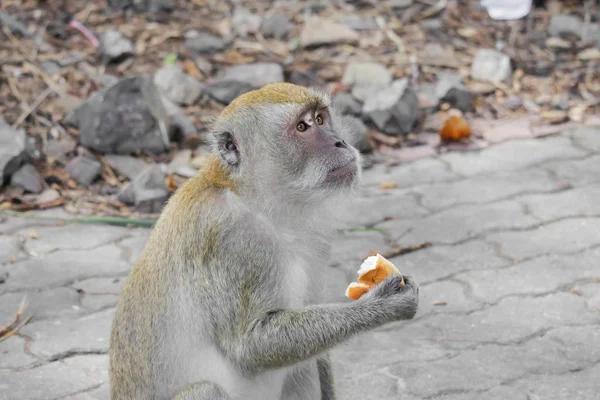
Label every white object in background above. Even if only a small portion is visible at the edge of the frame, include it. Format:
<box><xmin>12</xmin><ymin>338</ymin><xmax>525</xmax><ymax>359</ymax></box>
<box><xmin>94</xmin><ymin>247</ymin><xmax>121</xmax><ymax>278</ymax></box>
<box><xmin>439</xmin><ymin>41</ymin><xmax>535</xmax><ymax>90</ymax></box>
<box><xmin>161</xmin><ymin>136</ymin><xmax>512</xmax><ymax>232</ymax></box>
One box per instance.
<box><xmin>480</xmin><ymin>0</ymin><xmax>533</xmax><ymax>20</ymax></box>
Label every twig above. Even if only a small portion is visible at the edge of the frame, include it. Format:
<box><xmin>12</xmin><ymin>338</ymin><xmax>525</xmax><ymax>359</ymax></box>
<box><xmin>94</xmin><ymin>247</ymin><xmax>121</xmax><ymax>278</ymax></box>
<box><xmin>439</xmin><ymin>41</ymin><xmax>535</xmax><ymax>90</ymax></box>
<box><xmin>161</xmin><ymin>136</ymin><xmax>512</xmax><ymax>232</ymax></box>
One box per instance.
<box><xmin>369</xmin><ymin>130</ymin><xmax>404</xmax><ymax>147</ymax></box>
<box><xmin>380</xmin><ymin>242</ymin><xmax>432</xmax><ymax>259</ymax></box>
<box><xmin>375</xmin><ymin>16</ymin><xmax>407</xmax><ymax>57</ymax></box>
<box><xmin>0</xmin><ymin>297</ymin><xmax>31</xmax><ymax>342</ymax></box>
<box><xmin>12</xmin><ymin>88</ymin><xmax>52</xmax><ymax>129</ymax></box>
<box><xmin>0</xmin><ymin>210</ymin><xmax>157</xmax><ymax>228</ymax></box>
<box><xmin>417</xmin><ymin>0</ymin><xmax>448</xmax><ymax>20</ymax></box>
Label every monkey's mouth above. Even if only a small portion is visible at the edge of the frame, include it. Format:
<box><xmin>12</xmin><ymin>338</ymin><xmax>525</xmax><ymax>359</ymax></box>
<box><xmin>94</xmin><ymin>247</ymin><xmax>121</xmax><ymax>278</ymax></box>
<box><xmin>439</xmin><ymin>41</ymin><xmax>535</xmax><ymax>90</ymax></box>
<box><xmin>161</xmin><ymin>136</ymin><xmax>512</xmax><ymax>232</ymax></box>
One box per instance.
<box><xmin>325</xmin><ymin>159</ymin><xmax>358</xmax><ymax>182</ymax></box>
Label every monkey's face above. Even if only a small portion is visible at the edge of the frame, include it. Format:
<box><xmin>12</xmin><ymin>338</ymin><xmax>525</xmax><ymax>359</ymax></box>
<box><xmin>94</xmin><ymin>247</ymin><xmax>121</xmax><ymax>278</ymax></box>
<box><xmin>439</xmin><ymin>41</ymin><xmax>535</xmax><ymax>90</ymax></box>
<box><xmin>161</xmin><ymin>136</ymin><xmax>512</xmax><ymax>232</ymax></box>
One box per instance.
<box><xmin>278</xmin><ymin>107</ymin><xmax>361</xmax><ymax>193</ymax></box>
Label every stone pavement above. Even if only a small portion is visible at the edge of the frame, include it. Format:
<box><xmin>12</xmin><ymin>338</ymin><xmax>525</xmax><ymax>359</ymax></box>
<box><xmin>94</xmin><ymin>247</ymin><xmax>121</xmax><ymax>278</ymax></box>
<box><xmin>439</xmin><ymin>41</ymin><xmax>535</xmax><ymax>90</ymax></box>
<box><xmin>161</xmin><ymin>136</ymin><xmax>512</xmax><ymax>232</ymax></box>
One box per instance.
<box><xmin>2</xmin><ymin>126</ymin><xmax>600</xmax><ymax>400</ymax></box>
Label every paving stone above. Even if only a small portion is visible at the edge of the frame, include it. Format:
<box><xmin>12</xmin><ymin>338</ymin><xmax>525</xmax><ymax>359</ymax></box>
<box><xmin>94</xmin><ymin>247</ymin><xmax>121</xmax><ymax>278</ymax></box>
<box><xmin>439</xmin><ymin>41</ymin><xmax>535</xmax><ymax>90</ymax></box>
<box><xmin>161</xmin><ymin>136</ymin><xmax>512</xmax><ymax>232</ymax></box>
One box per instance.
<box><xmin>118</xmin><ymin>233</ymin><xmax>150</xmax><ymax>263</ymax></box>
<box><xmin>396</xmin><ymin>293</ymin><xmax>597</xmax><ymax>350</ymax></box>
<box><xmin>577</xmin><ymin>282</ymin><xmax>600</xmax><ymax>312</ymax></box>
<box><xmin>18</xmin><ymin>224</ymin><xmax>131</xmax><ymax>255</ymax></box>
<box><xmin>0</xmin><ymin>287</ymin><xmax>81</xmax><ymax>323</ymax></box>
<box><xmin>0</xmin><ymin>245</ymin><xmax>130</xmax><ymax>293</ymax></box>
<box><xmin>21</xmin><ymin>309</ymin><xmax>114</xmax><ymax>360</ymax></box>
<box><xmin>509</xmin><ymin>362</ymin><xmax>600</xmax><ymax>400</ymax></box>
<box><xmin>456</xmin><ymin>247</ymin><xmax>600</xmax><ymax>302</ymax></box>
<box><xmin>485</xmin><ymin>218</ymin><xmax>600</xmax><ymax>260</ymax></box>
<box><xmin>417</xmin><ymin>168</ymin><xmax>560</xmax><ymax>210</ymax></box>
<box><xmin>360</xmin><ymin>158</ymin><xmax>458</xmax><ymax>189</ymax></box>
<box><xmin>332</xmin><ymin>329</ymin><xmax>457</xmax><ymax>384</ymax></box>
<box><xmin>0</xmin><ymin>354</ymin><xmax>108</xmax><ymax>400</ymax></box>
<box><xmin>418</xmin><ymin>280</ymin><xmax>480</xmax><ymax>316</ymax></box>
<box><xmin>0</xmin><ymin>235</ymin><xmax>20</xmax><ymax>264</ymax></box>
<box><xmin>388</xmin><ymin>324</ymin><xmax>600</xmax><ymax>398</ymax></box>
<box><xmin>440</xmin><ymin>136</ymin><xmax>587</xmax><ymax>177</ymax></box>
<box><xmin>332</xmin><ymin>368</ymin><xmax>400</xmax><ymax>400</ymax></box>
<box><xmin>337</xmin><ymin>192</ymin><xmax>428</xmax><ymax>229</ymax></box>
<box><xmin>518</xmin><ymin>184</ymin><xmax>600</xmax><ymax>221</ymax></box>
<box><xmin>378</xmin><ymin>200</ymin><xmax>538</xmax><ymax>245</ymax></box>
<box><xmin>329</xmin><ymin>230</ymin><xmax>390</xmax><ymax>267</ymax></box>
<box><xmin>63</xmin><ymin>384</ymin><xmax>110</xmax><ymax>400</ymax></box>
<box><xmin>392</xmin><ymin>240</ymin><xmax>506</xmax><ymax>283</ymax></box>
<box><xmin>543</xmin><ymin>154</ymin><xmax>600</xmax><ymax>187</ymax></box>
<box><xmin>73</xmin><ymin>277</ymin><xmax>126</xmax><ymax>311</ymax></box>
<box><xmin>570</xmin><ymin>126</ymin><xmax>600</xmax><ymax>152</ymax></box>
<box><xmin>0</xmin><ymin>336</ymin><xmax>37</xmax><ymax>369</ymax></box>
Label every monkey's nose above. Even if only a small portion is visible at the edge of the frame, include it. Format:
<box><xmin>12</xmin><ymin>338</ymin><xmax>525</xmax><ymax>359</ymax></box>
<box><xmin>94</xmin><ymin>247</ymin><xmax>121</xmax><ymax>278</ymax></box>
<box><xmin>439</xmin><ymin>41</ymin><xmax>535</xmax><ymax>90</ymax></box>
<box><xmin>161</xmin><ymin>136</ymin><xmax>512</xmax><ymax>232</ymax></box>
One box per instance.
<box><xmin>335</xmin><ymin>140</ymin><xmax>348</xmax><ymax>148</ymax></box>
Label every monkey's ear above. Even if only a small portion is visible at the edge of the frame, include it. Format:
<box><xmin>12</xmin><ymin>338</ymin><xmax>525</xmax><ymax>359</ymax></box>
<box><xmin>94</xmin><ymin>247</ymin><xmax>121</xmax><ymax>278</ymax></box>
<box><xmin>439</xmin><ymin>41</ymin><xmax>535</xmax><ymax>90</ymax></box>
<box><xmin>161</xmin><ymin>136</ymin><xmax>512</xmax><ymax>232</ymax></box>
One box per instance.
<box><xmin>213</xmin><ymin>131</ymin><xmax>240</xmax><ymax>167</ymax></box>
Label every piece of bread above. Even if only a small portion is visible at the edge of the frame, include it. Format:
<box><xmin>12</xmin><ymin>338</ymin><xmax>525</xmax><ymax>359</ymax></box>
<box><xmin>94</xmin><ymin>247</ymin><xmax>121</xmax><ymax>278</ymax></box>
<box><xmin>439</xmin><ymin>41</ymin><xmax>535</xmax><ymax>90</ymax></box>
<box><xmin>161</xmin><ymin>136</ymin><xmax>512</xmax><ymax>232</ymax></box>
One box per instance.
<box><xmin>345</xmin><ymin>254</ymin><xmax>405</xmax><ymax>300</ymax></box>
<box><xmin>345</xmin><ymin>282</ymin><xmax>371</xmax><ymax>300</ymax></box>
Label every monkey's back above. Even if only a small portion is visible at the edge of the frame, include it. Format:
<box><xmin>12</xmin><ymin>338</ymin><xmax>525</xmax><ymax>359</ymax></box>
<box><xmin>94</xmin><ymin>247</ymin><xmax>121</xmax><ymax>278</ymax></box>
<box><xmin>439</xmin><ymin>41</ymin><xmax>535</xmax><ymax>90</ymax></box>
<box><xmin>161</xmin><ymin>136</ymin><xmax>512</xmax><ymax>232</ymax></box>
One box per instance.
<box><xmin>109</xmin><ymin>170</ymin><xmax>321</xmax><ymax>399</ymax></box>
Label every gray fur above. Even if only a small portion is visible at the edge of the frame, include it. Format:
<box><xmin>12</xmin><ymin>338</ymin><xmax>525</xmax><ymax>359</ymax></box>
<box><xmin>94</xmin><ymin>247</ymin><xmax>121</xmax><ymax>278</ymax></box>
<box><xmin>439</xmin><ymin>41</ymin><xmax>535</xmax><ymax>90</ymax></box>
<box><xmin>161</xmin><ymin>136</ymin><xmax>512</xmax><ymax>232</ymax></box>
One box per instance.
<box><xmin>109</xmin><ymin>84</ymin><xmax>419</xmax><ymax>400</ymax></box>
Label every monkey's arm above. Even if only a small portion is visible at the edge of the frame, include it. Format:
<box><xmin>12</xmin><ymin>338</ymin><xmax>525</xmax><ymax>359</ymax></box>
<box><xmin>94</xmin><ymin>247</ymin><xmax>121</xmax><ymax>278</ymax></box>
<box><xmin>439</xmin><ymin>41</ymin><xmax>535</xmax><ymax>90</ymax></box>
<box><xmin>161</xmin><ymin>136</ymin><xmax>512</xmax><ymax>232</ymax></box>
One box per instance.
<box><xmin>222</xmin><ymin>289</ymin><xmax>415</xmax><ymax>373</ymax></box>
<box><xmin>317</xmin><ymin>353</ymin><xmax>336</xmax><ymax>400</ymax></box>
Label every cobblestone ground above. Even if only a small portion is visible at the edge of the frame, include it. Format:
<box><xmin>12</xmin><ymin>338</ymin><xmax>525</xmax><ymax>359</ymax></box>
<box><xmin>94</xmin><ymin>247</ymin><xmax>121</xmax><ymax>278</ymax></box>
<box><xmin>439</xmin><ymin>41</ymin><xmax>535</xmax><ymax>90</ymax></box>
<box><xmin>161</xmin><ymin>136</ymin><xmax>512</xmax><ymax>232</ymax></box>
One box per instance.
<box><xmin>2</xmin><ymin>127</ymin><xmax>600</xmax><ymax>400</ymax></box>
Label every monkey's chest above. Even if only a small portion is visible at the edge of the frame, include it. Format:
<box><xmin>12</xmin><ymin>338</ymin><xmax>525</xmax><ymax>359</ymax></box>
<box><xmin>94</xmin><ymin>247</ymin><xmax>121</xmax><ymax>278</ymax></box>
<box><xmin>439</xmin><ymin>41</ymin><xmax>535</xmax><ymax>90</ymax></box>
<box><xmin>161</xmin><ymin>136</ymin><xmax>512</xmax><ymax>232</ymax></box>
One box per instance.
<box><xmin>282</xmin><ymin>257</ymin><xmax>311</xmax><ymax>308</ymax></box>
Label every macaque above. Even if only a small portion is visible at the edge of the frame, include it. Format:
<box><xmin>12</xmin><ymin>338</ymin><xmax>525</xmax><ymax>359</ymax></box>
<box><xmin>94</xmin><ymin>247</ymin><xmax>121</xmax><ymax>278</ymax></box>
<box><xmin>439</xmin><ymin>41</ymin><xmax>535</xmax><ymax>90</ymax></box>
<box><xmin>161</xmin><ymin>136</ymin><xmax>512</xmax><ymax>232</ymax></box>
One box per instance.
<box><xmin>109</xmin><ymin>83</ymin><xmax>419</xmax><ymax>400</ymax></box>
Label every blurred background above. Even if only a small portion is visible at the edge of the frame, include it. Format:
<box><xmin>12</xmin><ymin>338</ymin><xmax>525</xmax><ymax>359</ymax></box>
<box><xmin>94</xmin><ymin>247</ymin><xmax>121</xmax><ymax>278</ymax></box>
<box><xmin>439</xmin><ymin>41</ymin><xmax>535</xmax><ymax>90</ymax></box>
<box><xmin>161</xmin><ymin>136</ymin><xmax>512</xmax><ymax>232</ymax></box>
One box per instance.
<box><xmin>2</xmin><ymin>2</ymin><xmax>600</xmax><ymax>400</ymax></box>
<box><xmin>0</xmin><ymin>0</ymin><xmax>599</xmax><ymax>218</ymax></box>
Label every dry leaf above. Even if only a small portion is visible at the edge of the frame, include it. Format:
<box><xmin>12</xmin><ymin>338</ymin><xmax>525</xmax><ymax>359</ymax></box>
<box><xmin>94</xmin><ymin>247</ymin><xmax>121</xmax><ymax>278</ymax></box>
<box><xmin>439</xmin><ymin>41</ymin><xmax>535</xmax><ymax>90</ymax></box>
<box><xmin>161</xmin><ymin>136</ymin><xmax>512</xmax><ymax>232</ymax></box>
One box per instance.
<box><xmin>432</xmin><ymin>300</ymin><xmax>447</xmax><ymax>306</ymax></box>
<box><xmin>28</xmin><ymin>231</ymin><xmax>40</xmax><ymax>239</ymax></box>
<box><xmin>380</xmin><ymin>181</ymin><xmax>398</xmax><ymax>190</ymax></box>
<box><xmin>541</xmin><ymin>110</ymin><xmax>568</xmax><ymax>124</ymax></box>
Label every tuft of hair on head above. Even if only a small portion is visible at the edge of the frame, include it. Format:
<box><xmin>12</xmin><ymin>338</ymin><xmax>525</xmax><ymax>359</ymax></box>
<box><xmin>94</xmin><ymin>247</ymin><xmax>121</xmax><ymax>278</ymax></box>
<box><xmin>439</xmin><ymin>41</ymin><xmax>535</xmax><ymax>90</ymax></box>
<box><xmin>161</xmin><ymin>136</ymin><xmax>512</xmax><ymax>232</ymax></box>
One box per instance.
<box><xmin>218</xmin><ymin>83</ymin><xmax>330</xmax><ymax>120</ymax></box>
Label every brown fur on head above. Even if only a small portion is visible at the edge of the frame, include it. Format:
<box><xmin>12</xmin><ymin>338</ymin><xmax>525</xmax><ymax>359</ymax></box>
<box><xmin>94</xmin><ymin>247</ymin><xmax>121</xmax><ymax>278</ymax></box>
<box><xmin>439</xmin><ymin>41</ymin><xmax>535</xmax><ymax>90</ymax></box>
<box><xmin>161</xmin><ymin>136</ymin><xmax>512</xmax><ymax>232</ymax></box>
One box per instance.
<box><xmin>208</xmin><ymin>82</ymin><xmax>361</xmax><ymax>220</ymax></box>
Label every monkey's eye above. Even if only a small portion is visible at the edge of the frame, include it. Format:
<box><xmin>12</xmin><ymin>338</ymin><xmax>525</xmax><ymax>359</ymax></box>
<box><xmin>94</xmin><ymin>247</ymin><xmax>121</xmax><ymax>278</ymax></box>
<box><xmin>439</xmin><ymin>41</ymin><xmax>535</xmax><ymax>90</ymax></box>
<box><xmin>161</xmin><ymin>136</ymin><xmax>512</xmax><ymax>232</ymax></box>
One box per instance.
<box><xmin>225</xmin><ymin>140</ymin><xmax>237</xmax><ymax>151</ymax></box>
<box><xmin>296</xmin><ymin>121</ymin><xmax>308</xmax><ymax>132</ymax></box>
<box><xmin>315</xmin><ymin>115</ymin><xmax>324</xmax><ymax>125</ymax></box>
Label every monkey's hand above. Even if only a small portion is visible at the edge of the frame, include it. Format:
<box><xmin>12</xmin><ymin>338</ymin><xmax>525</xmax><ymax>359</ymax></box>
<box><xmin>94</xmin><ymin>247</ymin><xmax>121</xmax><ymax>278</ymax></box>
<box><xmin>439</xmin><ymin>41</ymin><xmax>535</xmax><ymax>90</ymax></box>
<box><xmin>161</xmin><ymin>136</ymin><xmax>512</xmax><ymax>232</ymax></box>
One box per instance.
<box><xmin>361</xmin><ymin>275</ymin><xmax>419</xmax><ymax>321</ymax></box>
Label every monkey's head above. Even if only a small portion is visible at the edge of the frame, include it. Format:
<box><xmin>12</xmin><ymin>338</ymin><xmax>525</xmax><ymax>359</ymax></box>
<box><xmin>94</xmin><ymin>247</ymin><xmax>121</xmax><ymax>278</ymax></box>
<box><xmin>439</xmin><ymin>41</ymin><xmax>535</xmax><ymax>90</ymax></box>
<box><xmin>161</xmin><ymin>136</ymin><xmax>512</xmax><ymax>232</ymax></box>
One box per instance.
<box><xmin>210</xmin><ymin>83</ymin><xmax>361</xmax><ymax>205</ymax></box>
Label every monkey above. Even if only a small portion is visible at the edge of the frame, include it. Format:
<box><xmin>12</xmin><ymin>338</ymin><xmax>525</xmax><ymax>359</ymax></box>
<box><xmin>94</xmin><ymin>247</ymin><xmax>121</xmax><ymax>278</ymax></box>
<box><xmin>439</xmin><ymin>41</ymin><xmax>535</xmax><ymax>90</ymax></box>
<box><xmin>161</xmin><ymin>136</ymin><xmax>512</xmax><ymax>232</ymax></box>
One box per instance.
<box><xmin>109</xmin><ymin>82</ymin><xmax>419</xmax><ymax>400</ymax></box>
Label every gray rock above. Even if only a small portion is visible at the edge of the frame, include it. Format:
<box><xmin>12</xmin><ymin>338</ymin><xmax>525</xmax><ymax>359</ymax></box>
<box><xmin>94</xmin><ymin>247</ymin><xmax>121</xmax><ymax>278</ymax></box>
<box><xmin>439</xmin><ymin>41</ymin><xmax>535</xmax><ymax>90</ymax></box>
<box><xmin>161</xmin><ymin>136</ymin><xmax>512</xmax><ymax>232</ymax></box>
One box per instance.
<box><xmin>40</xmin><ymin>61</ymin><xmax>61</xmax><ymax>77</ymax></box>
<box><xmin>338</xmin><ymin>15</ymin><xmax>378</xmax><ymax>31</ymax></box>
<box><xmin>300</xmin><ymin>18</ymin><xmax>359</xmax><ymax>47</ymax></box>
<box><xmin>232</xmin><ymin>8</ymin><xmax>262</xmax><ymax>37</ymax></box>
<box><xmin>503</xmin><ymin>95</ymin><xmax>523</xmax><ymax>111</ymax></box>
<box><xmin>435</xmin><ymin>71</ymin><xmax>474</xmax><ymax>112</ymax></box>
<box><xmin>157</xmin><ymin>92</ymin><xmax>197</xmax><ymax>138</ymax></box>
<box><xmin>261</xmin><ymin>13</ymin><xmax>294</xmax><ymax>39</ymax></box>
<box><xmin>548</xmin><ymin>14</ymin><xmax>583</xmax><ymax>38</ymax></box>
<box><xmin>471</xmin><ymin>49</ymin><xmax>512</xmax><ymax>82</ymax></box>
<box><xmin>553</xmin><ymin>96</ymin><xmax>570</xmax><ymax>111</ymax></box>
<box><xmin>341</xmin><ymin>115</ymin><xmax>370</xmax><ymax>153</ymax></box>
<box><xmin>154</xmin><ymin>65</ymin><xmax>203</xmax><ymax>106</ymax></box>
<box><xmin>104</xmin><ymin>155</ymin><xmax>150</xmax><ymax>180</ymax></box>
<box><xmin>220</xmin><ymin>62</ymin><xmax>284</xmax><ymax>88</ymax></box>
<box><xmin>36</xmin><ymin>188</ymin><xmax>60</xmax><ymax>203</ymax></box>
<box><xmin>108</xmin><ymin>0</ymin><xmax>174</xmax><ymax>13</ymax></box>
<box><xmin>71</xmin><ymin>75</ymin><xmax>171</xmax><ymax>154</ymax></box>
<box><xmin>362</xmin><ymin>78</ymin><xmax>420</xmax><ymax>136</ymax></box>
<box><xmin>0</xmin><ymin>11</ymin><xmax>32</xmax><ymax>37</ymax></box>
<box><xmin>204</xmin><ymin>80</ymin><xmax>255</xmax><ymax>105</ymax></box>
<box><xmin>58</xmin><ymin>51</ymin><xmax>87</xmax><ymax>67</ymax></box>
<box><xmin>185</xmin><ymin>32</ymin><xmax>230</xmax><ymax>54</ymax></box>
<box><xmin>351</xmin><ymin>85</ymin><xmax>381</xmax><ymax>103</ymax></box>
<box><xmin>333</xmin><ymin>92</ymin><xmax>363</xmax><ymax>116</ymax></box>
<box><xmin>117</xmin><ymin>164</ymin><xmax>169</xmax><ymax>213</ymax></box>
<box><xmin>0</xmin><ymin>117</ymin><xmax>27</xmax><ymax>182</ymax></box>
<box><xmin>98</xmin><ymin>30</ymin><xmax>134</xmax><ymax>63</ymax></box>
<box><xmin>341</xmin><ymin>62</ymin><xmax>392</xmax><ymax>100</ymax></box>
<box><xmin>10</xmin><ymin>164</ymin><xmax>43</xmax><ymax>193</ymax></box>
<box><xmin>66</xmin><ymin>156</ymin><xmax>103</xmax><ymax>186</ymax></box>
